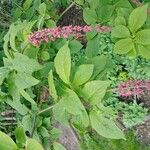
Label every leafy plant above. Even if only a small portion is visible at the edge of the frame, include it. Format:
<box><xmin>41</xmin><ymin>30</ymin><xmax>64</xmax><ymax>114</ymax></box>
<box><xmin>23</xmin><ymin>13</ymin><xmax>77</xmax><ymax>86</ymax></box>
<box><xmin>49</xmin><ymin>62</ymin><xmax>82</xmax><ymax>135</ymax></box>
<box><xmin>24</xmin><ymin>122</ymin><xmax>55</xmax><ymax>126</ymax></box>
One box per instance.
<box><xmin>112</xmin><ymin>4</ymin><xmax>150</xmax><ymax>59</ymax></box>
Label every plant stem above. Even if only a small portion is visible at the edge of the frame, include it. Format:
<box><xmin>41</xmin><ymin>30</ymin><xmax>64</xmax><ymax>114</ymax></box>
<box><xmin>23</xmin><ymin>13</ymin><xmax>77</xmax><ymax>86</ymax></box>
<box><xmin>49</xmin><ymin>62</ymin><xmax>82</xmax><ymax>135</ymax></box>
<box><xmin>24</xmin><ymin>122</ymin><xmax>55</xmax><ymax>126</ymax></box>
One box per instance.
<box><xmin>38</xmin><ymin>105</ymin><xmax>54</xmax><ymax>115</ymax></box>
<box><xmin>59</xmin><ymin>1</ymin><xmax>75</xmax><ymax>19</ymax></box>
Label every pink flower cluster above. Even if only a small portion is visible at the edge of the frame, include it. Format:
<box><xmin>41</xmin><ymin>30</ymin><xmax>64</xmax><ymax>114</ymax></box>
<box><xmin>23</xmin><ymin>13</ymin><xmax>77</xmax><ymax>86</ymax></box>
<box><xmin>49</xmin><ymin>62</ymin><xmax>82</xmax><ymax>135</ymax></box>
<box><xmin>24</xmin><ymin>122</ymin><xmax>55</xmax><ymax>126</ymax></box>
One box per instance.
<box><xmin>117</xmin><ymin>80</ymin><xmax>150</xmax><ymax>97</ymax></box>
<box><xmin>28</xmin><ymin>25</ymin><xmax>111</xmax><ymax>46</ymax></box>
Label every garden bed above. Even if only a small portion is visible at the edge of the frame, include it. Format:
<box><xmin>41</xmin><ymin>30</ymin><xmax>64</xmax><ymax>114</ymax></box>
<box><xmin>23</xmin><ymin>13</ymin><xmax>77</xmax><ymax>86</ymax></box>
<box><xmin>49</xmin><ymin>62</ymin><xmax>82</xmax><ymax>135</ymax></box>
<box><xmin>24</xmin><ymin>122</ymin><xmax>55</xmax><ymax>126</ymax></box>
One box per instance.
<box><xmin>1</xmin><ymin>0</ymin><xmax>150</xmax><ymax>150</ymax></box>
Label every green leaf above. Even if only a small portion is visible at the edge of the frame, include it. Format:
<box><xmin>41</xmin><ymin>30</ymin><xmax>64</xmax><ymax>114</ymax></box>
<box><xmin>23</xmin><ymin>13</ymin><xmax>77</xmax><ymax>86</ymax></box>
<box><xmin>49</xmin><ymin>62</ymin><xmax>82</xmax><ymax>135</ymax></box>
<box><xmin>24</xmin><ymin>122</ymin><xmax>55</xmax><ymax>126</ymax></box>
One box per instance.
<box><xmin>20</xmin><ymin>90</ymin><xmax>36</xmax><ymax>105</ymax></box>
<box><xmin>90</xmin><ymin>111</ymin><xmax>125</xmax><ymax>139</ymax></box>
<box><xmin>41</xmin><ymin>51</ymin><xmax>50</xmax><ymax>61</ymax></box>
<box><xmin>88</xmin><ymin>0</ymin><xmax>100</xmax><ymax>9</ymax></box>
<box><xmin>38</xmin><ymin>3</ymin><xmax>46</xmax><ymax>16</ymax></box>
<box><xmin>37</xmin><ymin>16</ymin><xmax>44</xmax><ymax>30</ymax></box>
<box><xmin>25</xmin><ymin>139</ymin><xmax>44</xmax><ymax>150</ymax></box>
<box><xmin>138</xmin><ymin>44</ymin><xmax>150</xmax><ymax>59</ymax></box>
<box><xmin>53</xmin><ymin>142</ymin><xmax>66</xmax><ymax>150</ymax></box>
<box><xmin>111</xmin><ymin>25</ymin><xmax>130</xmax><ymax>38</ymax></box>
<box><xmin>15</xmin><ymin>126</ymin><xmax>26</xmax><ymax>148</ymax></box>
<box><xmin>87</xmin><ymin>55</ymin><xmax>109</xmax><ymax>79</ymax></box>
<box><xmin>53</xmin><ymin>100</ymin><xmax>69</xmax><ymax>126</ymax></box>
<box><xmin>12</xmin><ymin>53</ymin><xmax>41</xmax><ymax>74</ymax></box>
<box><xmin>45</xmin><ymin>19</ymin><xmax>56</xmax><ymax>28</ymax></box>
<box><xmin>73</xmin><ymin>64</ymin><xmax>94</xmax><ymax>86</ymax></box>
<box><xmin>54</xmin><ymin>42</ymin><xmax>71</xmax><ymax>84</ymax></box>
<box><xmin>63</xmin><ymin>89</ymin><xmax>85</xmax><ymax>115</ymax></box>
<box><xmin>9</xmin><ymin>23</ymin><xmax>24</xmax><ymax>52</ymax></box>
<box><xmin>136</xmin><ymin>29</ymin><xmax>150</xmax><ymax>45</ymax></box>
<box><xmin>97</xmin><ymin>5</ymin><xmax>115</xmax><ymax>21</ymax></box>
<box><xmin>23</xmin><ymin>0</ymin><xmax>32</xmax><ymax>10</ymax></box>
<box><xmin>74</xmin><ymin>0</ymin><xmax>84</xmax><ymax>5</ymax></box>
<box><xmin>86</xmin><ymin>36</ymin><xmax>99</xmax><ymax>58</ymax></box>
<box><xmin>82</xmin><ymin>80</ymin><xmax>110</xmax><ymax>105</ymax></box>
<box><xmin>6</xmin><ymin>98</ymin><xmax>28</xmax><ymax>115</ymax></box>
<box><xmin>48</xmin><ymin>70</ymin><xmax>58</xmax><ymax>101</ymax></box>
<box><xmin>3</xmin><ymin>25</ymin><xmax>12</xmax><ymax>58</ymax></box>
<box><xmin>15</xmin><ymin>72</ymin><xmax>39</xmax><ymax>90</ymax></box>
<box><xmin>0</xmin><ymin>131</ymin><xmax>17</xmax><ymax>150</ymax></box>
<box><xmin>0</xmin><ymin>67</ymin><xmax>9</xmax><ymax>85</ymax></box>
<box><xmin>69</xmin><ymin>40</ymin><xmax>83</xmax><ymax>54</ymax></box>
<box><xmin>128</xmin><ymin>4</ymin><xmax>148</xmax><ymax>33</ymax></box>
<box><xmin>83</xmin><ymin>7</ymin><xmax>97</xmax><ymax>24</ymax></box>
<box><xmin>22</xmin><ymin>115</ymin><xmax>33</xmax><ymax>133</ymax></box>
<box><xmin>114</xmin><ymin>16</ymin><xmax>126</xmax><ymax>26</ymax></box>
<box><xmin>114</xmin><ymin>38</ymin><xmax>134</xmax><ymax>54</ymax></box>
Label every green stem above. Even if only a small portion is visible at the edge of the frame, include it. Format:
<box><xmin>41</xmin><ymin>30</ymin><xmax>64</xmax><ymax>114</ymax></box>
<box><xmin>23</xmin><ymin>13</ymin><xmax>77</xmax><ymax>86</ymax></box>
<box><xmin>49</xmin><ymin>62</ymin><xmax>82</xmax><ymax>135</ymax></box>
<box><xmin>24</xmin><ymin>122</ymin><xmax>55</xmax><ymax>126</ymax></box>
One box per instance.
<box><xmin>38</xmin><ymin>105</ymin><xmax>54</xmax><ymax>115</ymax></box>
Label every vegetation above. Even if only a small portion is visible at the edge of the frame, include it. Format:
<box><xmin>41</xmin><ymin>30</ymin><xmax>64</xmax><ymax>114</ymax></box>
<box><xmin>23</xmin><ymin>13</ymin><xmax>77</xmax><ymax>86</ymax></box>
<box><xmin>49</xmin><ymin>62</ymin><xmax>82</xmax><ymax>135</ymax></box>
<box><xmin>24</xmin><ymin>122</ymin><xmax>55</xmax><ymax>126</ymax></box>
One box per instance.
<box><xmin>1</xmin><ymin>0</ymin><xmax>150</xmax><ymax>149</ymax></box>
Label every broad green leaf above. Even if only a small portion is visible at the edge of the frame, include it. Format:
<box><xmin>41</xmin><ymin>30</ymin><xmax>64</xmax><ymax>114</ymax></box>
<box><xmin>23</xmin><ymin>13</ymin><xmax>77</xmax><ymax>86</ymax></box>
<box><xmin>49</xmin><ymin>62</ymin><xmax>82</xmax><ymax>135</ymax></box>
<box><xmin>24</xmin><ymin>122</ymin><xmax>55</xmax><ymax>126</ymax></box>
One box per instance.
<box><xmin>87</xmin><ymin>55</ymin><xmax>109</xmax><ymax>79</ymax></box>
<box><xmin>128</xmin><ymin>4</ymin><xmax>148</xmax><ymax>33</ymax></box>
<box><xmin>20</xmin><ymin>90</ymin><xmax>36</xmax><ymax>105</ymax></box>
<box><xmin>0</xmin><ymin>131</ymin><xmax>17</xmax><ymax>150</ymax></box>
<box><xmin>111</xmin><ymin>25</ymin><xmax>130</xmax><ymax>38</ymax></box>
<box><xmin>90</xmin><ymin>111</ymin><xmax>125</xmax><ymax>139</ymax></box>
<box><xmin>114</xmin><ymin>38</ymin><xmax>134</xmax><ymax>54</ymax></box>
<box><xmin>138</xmin><ymin>44</ymin><xmax>150</xmax><ymax>59</ymax></box>
<box><xmin>12</xmin><ymin>53</ymin><xmax>41</xmax><ymax>74</ymax></box>
<box><xmin>82</xmin><ymin>80</ymin><xmax>110</xmax><ymax>105</ymax></box>
<box><xmin>63</xmin><ymin>89</ymin><xmax>85</xmax><ymax>115</ymax></box>
<box><xmin>48</xmin><ymin>70</ymin><xmax>58</xmax><ymax>101</ymax></box>
<box><xmin>15</xmin><ymin>72</ymin><xmax>39</xmax><ymax>90</ymax></box>
<box><xmin>15</xmin><ymin>126</ymin><xmax>26</xmax><ymax>148</ymax></box>
<box><xmin>72</xmin><ymin>110</ymin><xmax>89</xmax><ymax>128</ymax></box>
<box><xmin>73</xmin><ymin>64</ymin><xmax>94</xmax><ymax>86</ymax></box>
<box><xmin>53</xmin><ymin>142</ymin><xmax>66</xmax><ymax>150</ymax></box>
<box><xmin>127</xmin><ymin>48</ymin><xmax>137</xmax><ymax>58</ymax></box>
<box><xmin>86</xmin><ymin>36</ymin><xmax>99</xmax><ymax>58</ymax></box>
<box><xmin>114</xmin><ymin>16</ymin><xmax>126</xmax><ymax>26</ymax></box>
<box><xmin>136</xmin><ymin>29</ymin><xmax>150</xmax><ymax>45</ymax></box>
<box><xmin>53</xmin><ymin>100</ymin><xmax>69</xmax><ymax>126</ymax></box>
<box><xmin>69</xmin><ymin>40</ymin><xmax>83</xmax><ymax>54</ymax></box>
<box><xmin>38</xmin><ymin>3</ymin><xmax>46</xmax><ymax>16</ymax></box>
<box><xmin>83</xmin><ymin>7</ymin><xmax>97</xmax><ymax>24</ymax></box>
<box><xmin>23</xmin><ymin>0</ymin><xmax>32</xmax><ymax>10</ymax></box>
<box><xmin>97</xmin><ymin>5</ymin><xmax>115</xmax><ymax>21</ymax></box>
<box><xmin>54</xmin><ymin>42</ymin><xmax>71</xmax><ymax>84</ymax></box>
<box><xmin>25</xmin><ymin>139</ymin><xmax>44</xmax><ymax>150</ymax></box>
<box><xmin>0</xmin><ymin>67</ymin><xmax>9</xmax><ymax>85</ymax></box>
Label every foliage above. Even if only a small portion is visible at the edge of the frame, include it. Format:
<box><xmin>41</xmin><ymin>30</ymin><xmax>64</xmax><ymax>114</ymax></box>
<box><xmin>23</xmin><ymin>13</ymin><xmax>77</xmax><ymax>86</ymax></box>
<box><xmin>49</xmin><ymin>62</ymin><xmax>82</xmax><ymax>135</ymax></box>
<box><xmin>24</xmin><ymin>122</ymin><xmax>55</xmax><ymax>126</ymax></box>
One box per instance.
<box><xmin>112</xmin><ymin>4</ymin><xmax>150</xmax><ymax>59</ymax></box>
<box><xmin>104</xmin><ymin>95</ymin><xmax>148</xmax><ymax>128</ymax></box>
<box><xmin>1</xmin><ymin>0</ymin><xmax>150</xmax><ymax>149</ymax></box>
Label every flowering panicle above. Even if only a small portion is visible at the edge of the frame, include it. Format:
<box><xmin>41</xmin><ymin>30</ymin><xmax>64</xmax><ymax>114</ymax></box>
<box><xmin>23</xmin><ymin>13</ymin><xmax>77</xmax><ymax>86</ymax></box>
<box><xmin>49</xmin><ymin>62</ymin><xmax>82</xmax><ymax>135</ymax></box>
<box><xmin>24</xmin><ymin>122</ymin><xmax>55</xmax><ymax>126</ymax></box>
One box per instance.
<box><xmin>116</xmin><ymin>80</ymin><xmax>150</xmax><ymax>97</ymax></box>
<box><xmin>28</xmin><ymin>25</ymin><xmax>111</xmax><ymax>46</ymax></box>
